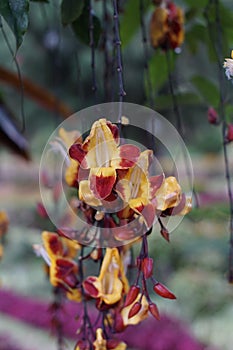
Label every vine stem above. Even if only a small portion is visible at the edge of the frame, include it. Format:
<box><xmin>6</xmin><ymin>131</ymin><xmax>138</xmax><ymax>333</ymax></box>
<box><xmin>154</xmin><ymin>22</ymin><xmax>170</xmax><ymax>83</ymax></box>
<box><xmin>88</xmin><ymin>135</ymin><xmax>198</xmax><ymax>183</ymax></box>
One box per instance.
<box><xmin>205</xmin><ymin>0</ymin><xmax>233</xmax><ymax>283</ymax></box>
<box><xmin>79</xmin><ymin>246</ymin><xmax>95</xmax><ymax>343</ymax></box>
<box><xmin>102</xmin><ymin>0</ymin><xmax>112</xmax><ymax>101</ymax></box>
<box><xmin>112</xmin><ymin>0</ymin><xmax>126</xmax><ymax>123</ymax></box>
<box><xmin>165</xmin><ymin>50</ymin><xmax>199</xmax><ymax>207</ymax></box>
<box><xmin>0</xmin><ymin>16</ymin><xmax>26</xmax><ymax>133</ymax></box>
<box><xmin>89</xmin><ymin>0</ymin><xmax>97</xmax><ymax>101</ymax></box>
<box><xmin>139</xmin><ymin>0</ymin><xmax>154</xmax><ymax>109</ymax></box>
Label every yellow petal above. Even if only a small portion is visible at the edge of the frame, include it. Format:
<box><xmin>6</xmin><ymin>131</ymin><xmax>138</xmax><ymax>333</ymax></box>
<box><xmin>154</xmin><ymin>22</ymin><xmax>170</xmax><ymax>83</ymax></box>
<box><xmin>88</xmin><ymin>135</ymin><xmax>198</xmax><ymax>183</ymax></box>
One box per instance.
<box><xmin>179</xmin><ymin>196</ymin><xmax>192</xmax><ymax>215</ymax></box>
<box><xmin>93</xmin><ymin>328</ymin><xmax>107</xmax><ymax>350</ymax></box>
<box><xmin>79</xmin><ymin>180</ymin><xmax>102</xmax><ymax>207</ymax></box>
<box><xmin>121</xmin><ymin>294</ymin><xmax>149</xmax><ymax>326</ymax></box>
<box><xmin>66</xmin><ymin>288</ymin><xmax>82</xmax><ymax>302</ymax></box>
<box><xmin>83</xmin><ymin>119</ymin><xmax>119</xmax><ymax>168</ymax></box>
<box><xmin>155</xmin><ymin>176</ymin><xmax>182</xmax><ymax>211</ymax></box>
<box><xmin>58</xmin><ymin>127</ymin><xmax>81</xmax><ymax>148</ymax></box>
<box><xmin>65</xmin><ymin>159</ymin><xmax>79</xmax><ymax>187</ymax></box>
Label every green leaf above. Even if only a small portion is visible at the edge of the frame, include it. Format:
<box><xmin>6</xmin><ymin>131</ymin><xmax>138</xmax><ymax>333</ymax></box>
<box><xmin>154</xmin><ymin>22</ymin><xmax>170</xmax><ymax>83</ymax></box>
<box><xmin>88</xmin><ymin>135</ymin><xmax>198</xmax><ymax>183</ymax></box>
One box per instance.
<box><xmin>191</xmin><ymin>75</ymin><xmax>219</xmax><ymax>106</ymax></box>
<box><xmin>30</xmin><ymin>0</ymin><xmax>49</xmax><ymax>2</ymax></box>
<box><xmin>120</xmin><ymin>0</ymin><xmax>151</xmax><ymax>48</ymax></box>
<box><xmin>148</xmin><ymin>51</ymin><xmax>176</xmax><ymax>92</ymax></box>
<box><xmin>61</xmin><ymin>0</ymin><xmax>84</xmax><ymax>25</ymax></box>
<box><xmin>184</xmin><ymin>0</ymin><xmax>208</xmax><ymax>8</ymax></box>
<box><xmin>0</xmin><ymin>0</ymin><xmax>29</xmax><ymax>49</ymax></box>
<box><xmin>72</xmin><ymin>9</ymin><xmax>101</xmax><ymax>47</ymax></box>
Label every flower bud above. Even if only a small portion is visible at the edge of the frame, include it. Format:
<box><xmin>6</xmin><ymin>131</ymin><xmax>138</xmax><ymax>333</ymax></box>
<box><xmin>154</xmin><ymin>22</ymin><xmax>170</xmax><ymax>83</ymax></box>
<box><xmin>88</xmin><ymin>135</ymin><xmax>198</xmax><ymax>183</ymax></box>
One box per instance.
<box><xmin>160</xmin><ymin>227</ymin><xmax>170</xmax><ymax>242</ymax></box>
<box><xmin>153</xmin><ymin>282</ymin><xmax>176</xmax><ymax>299</ymax></box>
<box><xmin>226</xmin><ymin>123</ymin><xmax>233</xmax><ymax>142</ymax></box>
<box><xmin>149</xmin><ymin>302</ymin><xmax>160</xmax><ymax>320</ymax></box>
<box><xmin>208</xmin><ymin>107</ymin><xmax>219</xmax><ymax>125</ymax></box>
<box><xmin>128</xmin><ymin>301</ymin><xmax>142</xmax><ymax>319</ymax></box>
<box><xmin>36</xmin><ymin>202</ymin><xmax>48</xmax><ymax>218</ymax></box>
<box><xmin>142</xmin><ymin>257</ymin><xmax>154</xmax><ymax>279</ymax></box>
<box><xmin>124</xmin><ymin>285</ymin><xmax>140</xmax><ymax>307</ymax></box>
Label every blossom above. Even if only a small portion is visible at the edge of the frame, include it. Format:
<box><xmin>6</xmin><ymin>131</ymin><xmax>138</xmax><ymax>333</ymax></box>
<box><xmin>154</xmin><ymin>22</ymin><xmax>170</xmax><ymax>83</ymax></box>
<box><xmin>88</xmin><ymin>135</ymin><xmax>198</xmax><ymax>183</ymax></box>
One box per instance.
<box><xmin>93</xmin><ymin>329</ymin><xmax>127</xmax><ymax>350</ymax></box>
<box><xmin>223</xmin><ymin>50</ymin><xmax>233</xmax><ymax>79</ymax></box>
<box><xmin>83</xmin><ymin>248</ymin><xmax>129</xmax><ymax>305</ymax></box>
<box><xmin>150</xmin><ymin>1</ymin><xmax>184</xmax><ymax>50</ymax></box>
<box><xmin>41</xmin><ymin>231</ymin><xmax>81</xmax><ymax>301</ymax></box>
<box><xmin>69</xmin><ymin>119</ymin><xmax>140</xmax><ymax>206</ymax></box>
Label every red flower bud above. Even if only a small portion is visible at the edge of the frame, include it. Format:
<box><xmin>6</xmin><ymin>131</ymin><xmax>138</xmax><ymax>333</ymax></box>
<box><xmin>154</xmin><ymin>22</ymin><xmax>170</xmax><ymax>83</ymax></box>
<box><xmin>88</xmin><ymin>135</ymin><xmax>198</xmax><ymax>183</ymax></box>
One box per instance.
<box><xmin>128</xmin><ymin>301</ymin><xmax>142</xmax><ymax>319</ymax></box>
<box><xmin>226</xmin><ymin>123</ymin><xmax>233</xmax><ymax>142</ymax></box>
<box><xmin>36</xmin><ymin>202</ymin><xmax>48</xmax><ymax>218</ymax></box>
<box><xmin>160</xmin><ymin>227</ymin><xmax>170</xmax><ymax>242</ymax></box>
<box><xmin>208</xmin><ymin>107</ymin><xmax>219</xmax><ymax>125</ymax></box>
<box><xmin>149</xmin><ymin>302</ymin><xmax>160</xmax><ymax>320</ymax></box>
<box><xmin>124</xmin><ymin>285</ymin><xmax>140</xmax><ymax>307</ymax></box>
<box><xmin>142</xmin><ymin>257</ymin><xmax>154</xmax><ymax>279</ymax></box>
<box><xmin>153</xmin><ymin>282</ymin><xmax>176</xmax><ymax>299</ymax></box>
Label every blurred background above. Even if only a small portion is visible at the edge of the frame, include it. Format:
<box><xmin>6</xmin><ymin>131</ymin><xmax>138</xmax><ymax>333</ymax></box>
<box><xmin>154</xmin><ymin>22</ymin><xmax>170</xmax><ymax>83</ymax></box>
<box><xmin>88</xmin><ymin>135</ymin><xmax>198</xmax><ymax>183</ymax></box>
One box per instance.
<box><xmin>0</xmin><ymin>0</ymin><xmax>233</xmax><ymax>349</ymax></box>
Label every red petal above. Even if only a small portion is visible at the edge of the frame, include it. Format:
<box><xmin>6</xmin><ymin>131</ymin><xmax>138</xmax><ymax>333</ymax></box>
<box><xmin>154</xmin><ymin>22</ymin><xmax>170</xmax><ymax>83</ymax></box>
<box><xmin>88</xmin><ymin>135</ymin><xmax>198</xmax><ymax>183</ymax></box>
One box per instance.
<box><xmin>90</xmin><ymin>170</ymin><xmax>116</xmax><ymax>199</ymax></box>
<box><xmin>69</xmin><ymin>143</ymin><xmax>87</xmax><ymax>167</ymax></box>
<box><xmin>150</xmin><ymin>174</ymin><xmax>164</xmax><ymax>198</ymax></box>
<box><xmin>107</xmin><ymin>121</ymin><xmax>119</xmax><ymax>144</ymax></box>
<box><xmin>208</xmin><ymin>107</ymin><xmax>218</xmax><ymax>125</ymax></box>
<box><xmin>114</xmin><ymin>312</ymin><xmax>126</xmax><ymax>333</ymax></box>
<box><xmin>118</xmin><ymin>144</ymin><xmax>140</xmax><ymax>168</ymax></box>
<box><xmin>83</xmin><ymin>277</ymin><xmax>99</xmax><ymax>298</ymax></box>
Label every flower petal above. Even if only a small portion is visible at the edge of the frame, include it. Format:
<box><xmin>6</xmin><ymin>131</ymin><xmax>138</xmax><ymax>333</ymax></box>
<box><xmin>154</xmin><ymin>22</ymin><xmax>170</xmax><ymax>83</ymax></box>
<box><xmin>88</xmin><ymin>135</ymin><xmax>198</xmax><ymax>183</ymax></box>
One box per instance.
<box><xmin>79</xmin><ymin>180</ymin><xmax>102</xmax><ymax>206</ymax></box>
<box><xmin>42</xmin><ymin>231</ymin><xmax>63</xmax><ymax>258</ymax></box>
<box><xmin>111</xmin><ymin>144</ymin><xmax>140</xmax><ymax>169</ymax></box>
<box><xmin>155</xmin><ymin>176</ymin><xmax>181</xmax><ymax>211</ymax></box>
<box><xmin>89</xmin><ymin>167</ymin><xmax>116</xmax><ymax>199</ymax></box>
<box><xmin>69</xmin><ymin>143</ymin><xmax>88</xmax><ymax>168</ymax></box>
<box><xmin>129</xmin><ymin>198</ymin><xmax>155</xmax><ymax>229</ymax></box>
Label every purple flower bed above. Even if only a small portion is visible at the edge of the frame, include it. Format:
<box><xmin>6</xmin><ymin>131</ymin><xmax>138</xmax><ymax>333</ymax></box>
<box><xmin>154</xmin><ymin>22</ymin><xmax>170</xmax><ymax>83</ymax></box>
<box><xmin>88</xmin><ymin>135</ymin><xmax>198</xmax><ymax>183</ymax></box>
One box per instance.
<box><xmin>0</xmin><ymin>289</ymin><xmax>215</xmax><ymax>350</ymax></box>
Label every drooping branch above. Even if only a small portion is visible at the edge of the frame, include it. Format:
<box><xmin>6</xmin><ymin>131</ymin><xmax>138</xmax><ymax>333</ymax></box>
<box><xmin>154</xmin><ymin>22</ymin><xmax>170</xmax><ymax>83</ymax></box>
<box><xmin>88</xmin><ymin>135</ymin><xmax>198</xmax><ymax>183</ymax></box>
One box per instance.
<box><xmin>205</xmin><ymin>0</ymin><xmax>233</xmax><ymax>283</ymax></box>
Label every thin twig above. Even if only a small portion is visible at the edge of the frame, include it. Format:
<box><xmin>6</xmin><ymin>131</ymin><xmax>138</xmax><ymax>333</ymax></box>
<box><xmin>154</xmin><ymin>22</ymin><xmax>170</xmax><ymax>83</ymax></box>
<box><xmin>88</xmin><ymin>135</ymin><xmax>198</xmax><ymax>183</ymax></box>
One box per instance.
<box><xmin>165</xmin><ymin>50</ymin><xmax>199</xmax><ymax>207</ymax></box>
<box><xmin>102</xmin><ymin>0</ymin><xmax>112</xmax><ymax>101</ymax></box>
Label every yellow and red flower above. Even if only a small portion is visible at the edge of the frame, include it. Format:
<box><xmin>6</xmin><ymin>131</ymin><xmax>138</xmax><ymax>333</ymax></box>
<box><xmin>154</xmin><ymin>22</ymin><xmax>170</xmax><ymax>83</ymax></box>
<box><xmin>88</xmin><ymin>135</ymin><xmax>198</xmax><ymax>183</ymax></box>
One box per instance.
<box><xmin>69</xmin><ymin>119</ymin><xmax>140</xmax><ymax>206</ymax></box>
<box><xmin>41</xmin><ymin>231</ymin><xmax>81</xmax><ymax>301</ymax></box>
<box><xmin>83</xmin><ymin>248</ymin><xmax>129</xmax><ymax>305</ymax></box>
<box><xmin>150</xmin><ymin>1</ymin><xmax>184</xmax><ymax>50</ymax></box>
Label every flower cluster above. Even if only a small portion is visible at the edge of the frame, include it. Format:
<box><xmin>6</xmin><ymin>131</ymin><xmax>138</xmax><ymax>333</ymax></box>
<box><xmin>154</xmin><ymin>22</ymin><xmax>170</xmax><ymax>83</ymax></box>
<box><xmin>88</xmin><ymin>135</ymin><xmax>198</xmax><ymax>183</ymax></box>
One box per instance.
<box><xmin>150</xmin><ymin>0</ymin><xmax>184</xmax><ymax>51</ymax></box>
<box><xmin>37</xmin><ymin>118</ymin><xmax>191</xmax><ymax>349</ymax></box>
